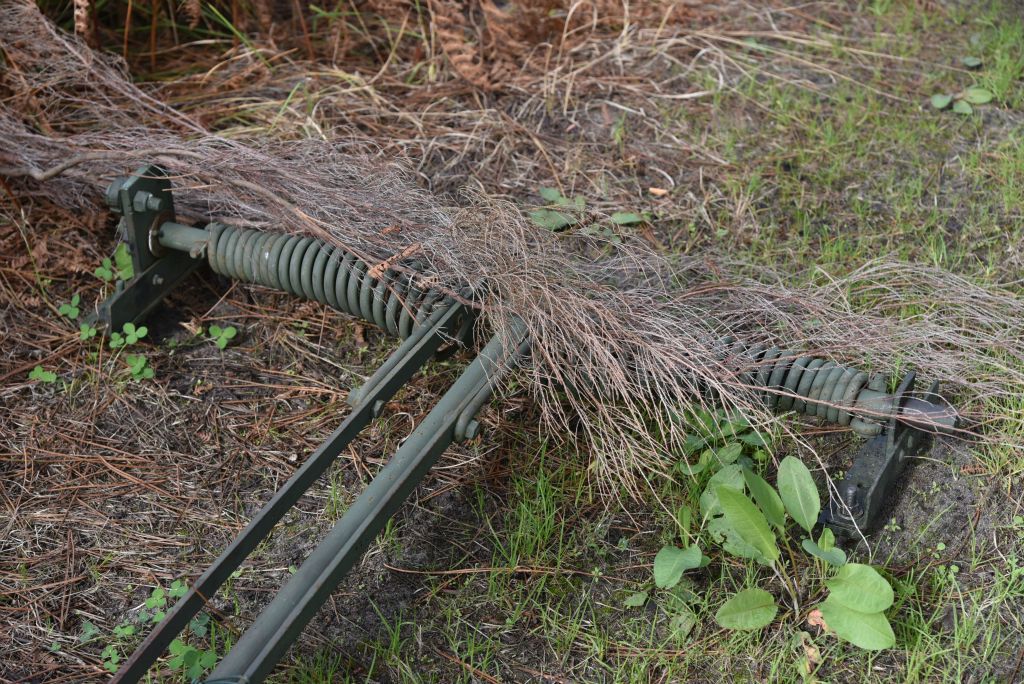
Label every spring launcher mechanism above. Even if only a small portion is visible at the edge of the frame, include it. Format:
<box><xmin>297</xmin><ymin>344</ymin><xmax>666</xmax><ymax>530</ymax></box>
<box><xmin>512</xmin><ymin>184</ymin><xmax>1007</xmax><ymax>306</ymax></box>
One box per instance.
<box><xmin>98</xmin><ymin>166</ymin><xmax>958</xmax><ymax>684</ymax></box>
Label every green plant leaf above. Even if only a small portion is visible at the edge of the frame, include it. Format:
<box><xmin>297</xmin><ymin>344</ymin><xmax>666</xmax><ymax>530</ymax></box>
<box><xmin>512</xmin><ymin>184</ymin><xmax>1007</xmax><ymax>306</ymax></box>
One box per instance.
<box><xmin>145</xmin><ymin>585</ymin><xmax>165</xmax><ymax>609</ymax></box>
<box><xmin>826</xmin><ymin>563</ymin><xmax>893</xmax><ymax>612</ymax></box>
<box><xmin>209</xmin><ymin>325</ymin><xmax>222</xmax><ymax>337</ymax></box>
<box><xmin>610</xmin><ymin>211</ymin><xmax>645</xmax><ymax>225</ymax></box>
<box><xmin>653</xmin><ymin>545</ymin><xmax>703</xmax><ymax>589</ymax></box>
<box><xmin>114</xmin><ymin>243</ymin><xmax>134</xmax><ymax>280</ymax></box>
<box><xmin>682</xmin><ymin>433</ymin><xmax>706</xmax><ymax>455</ymax></box>
<box><xmin>802</xmin><ymin>537</ymin><xmax>847</xmax><ymax>567</ymax></box>
<box><xmin>952</xmin><ymin>100</ymin><xmax>973</xmax><ymax>114</ymax></box>
<box><xmin>818</xmin><ymin>526</ymin><xmax>836</xmax><ymax>551</ymax></box>
<box><xmin>962</xmin><ymin>86</ymin><xmax>993</xmax><ymax>104</ymax></box>
<box><xmin>623</xmin><ymin>591</ymin><xmax>648</xmax><ymax>607</ymax></box>
<box><xmin>742</xmin><ymin>469</ymin><xmax>786</xmax><ymax>529</ymax></box>
<box><xmin>669</xmin><ymin>608</ymin><xmax>697</xmax><ymax>639</ymax></box>
<box><xmin>29</xmin><ymin>365</ymin><xmax>57</xmax><ymax>383</ymax></box>
<box><xmin>529</xmin><ymin>209</ymin><xmax>574</xmax><ymax>231</ymax></box>
<box><xmin>715</xmin><ymin>588</ymin><xmax>777</xmax><ymax>630</ymax></box>
<box><xmin>113</xmin><ymin>623</ymin><xmax>135</xmax><ymax>638</ymax></box>
<box><xmin>222</xmin><ymin>326</ymin><xmax>238</xmax><ymax>339</ymax></box>
<box><xmin>676</xmin><ymin>450</ymin><xmax>710</xmax><ymax>476</ymax></box>
<box><xmin>961</xmin><ymin>56</ymin><xmax>982</xmax><ymax>68</ymax></box>
<box><xmin>190</xmin><ymin>612</ymin><xmax>210</xmax><ymax>637</ymax></box>
<box><xmin>777</xmin><ymin>456</ymin><xmax>819</xmax><ymax>534</ymax></box>
<box><xmin>716</xmin><ymin>486</ymin><xmax>780</xmax><ymax>563</ymax></box>
<box><xmin>738</xmin><ymin>430</ymin><xmax>767</xmax><ymax>447</ymax></box>
<box><xmin>79</xmin><ymin>620</ymin><xmax>99</xmax><ymax>642</ymax></box>
<box><xmin>707</xmin><ymin>514</ymin><xmax>766</xmax><ymax>562</ymax></box>
<box><xmin>930</xmin><ymin>93</ymin><xmax>953</xmax><ymax>110</ymax></box>
<box><xmin>699</xmin><ymin>464</ymin><xmax>744</xmax><ymax>519</ymax></box>
<box><xmin>716</xmin><ymin>442</ymin><xmax>743</xmax><ymax>464</ymax></box>
<box><xmin>539</xmin><ymin>187</ymin><xmax>564</xmax><ymax>203</ymax></box>
<box><xmin>818</xmin><ymin>597</ymin><xmax>895</xmax><ymax>650</ymax></box>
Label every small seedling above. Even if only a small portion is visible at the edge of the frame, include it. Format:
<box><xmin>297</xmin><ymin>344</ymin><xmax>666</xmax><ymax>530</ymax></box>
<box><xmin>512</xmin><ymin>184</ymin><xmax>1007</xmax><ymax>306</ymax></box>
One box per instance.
<box><xmin>124</xmin><ymin>353</ymin><xmax>154</xmax><ymax>381</ymax></box>
<box><xmin>79</xmin><ymin>323</ymin><xmax>98</xmax><ymax>341</ymax></box>
<box><xmin>94</xmin><ymin>243</ymin><xmax>135</xmax><ymax>282</ymax></box>
<box><xmin>610</xmin><ymin>211</ymin><xmax>651</xmax><ymax>226</ymax></box>
<box><xmin>168</xmin><ymin>639</ymin><xmax>218</xmax><ymax>680</ymax></box>
<box><xmin>207</xmin><ymin>324</ymin><xmax>238</xmax><ymax>349</ymax></box>
<box><xmin>112</xmin><ymin>623</ymin><xmax>136</xmax><ymax>639</ymax></box>
<box><xmin>169</xmin><ymin>579</ymin><xmax>188</xmax><ymax>599</ymax></box>
<box><xmin>58</xmin><ymin>294</ymin><xmax>81</xmax><ymax>319</ymax></box>
<box><xmin>189</xmin><ymin>612</ymin><xmax>211</xmax><ymax>638</ymax></box>
<box><xmin>530</xmin><ymin>187</ymin><xmax>586</xmax><ymax>231</ymax></box>
<box><xmin>101</xmin><ymin>644</ymin><xmax>121</xmax><ymax>673</ymax></box>
<box><xmin>109</xmin><ymin>322</ymin><xmax>148</xmax><ymax>349</ymax></box>
<box><xmin>28</xmin><ymin>365</ymin><xmax>57</xmax><ymax>384</ymax></box>
<box><xmin>930</xmin><ymin>85</ymin><xmax>994</xmax><ymax>115</ymax></box>
<box><xmin>79</xmin><ymin>620</ymin><xmax>100</xmax><ymax>643</ymax></box>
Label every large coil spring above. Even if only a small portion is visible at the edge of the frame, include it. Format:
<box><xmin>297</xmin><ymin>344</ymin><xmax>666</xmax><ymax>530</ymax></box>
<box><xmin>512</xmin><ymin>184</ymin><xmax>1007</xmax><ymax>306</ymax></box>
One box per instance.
<box><xmin>206</xmin><ymin>223</ymin><xmax>447</xmax><ymax>339</ymax></box>
<box><xmin>716</xmin><ymin>337</ymin><xmax>888</xmax><ymax>433</ymax></box>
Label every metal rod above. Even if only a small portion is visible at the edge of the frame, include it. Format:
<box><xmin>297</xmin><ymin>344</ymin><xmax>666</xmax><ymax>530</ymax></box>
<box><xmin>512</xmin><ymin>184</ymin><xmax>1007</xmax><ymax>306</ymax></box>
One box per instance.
<box><xmin>112</xmin><ymin>303</ymin><xmax>467</xmax><ymax>684</ymax></box>
<box><xmin>205</xmin><ymin>321</ymin><xmax>527</xmax><ymax>683</ymax></box>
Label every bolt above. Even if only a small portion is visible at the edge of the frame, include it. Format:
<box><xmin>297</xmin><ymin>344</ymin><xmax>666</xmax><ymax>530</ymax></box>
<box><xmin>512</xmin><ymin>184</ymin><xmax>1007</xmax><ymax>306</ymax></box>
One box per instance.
<box><xmin>152</xmin><ymin>274</ymin><xmax>164</xmax><ymax>286</ymax></box>
<box><xmin>132</xmin><ymin>191</ymin><xmax>153</xmax><ymax>213</ymax></box>
<box><xmin>105</xmin><ymin>177</ymin><xmax>127</xmax><ymax>212</ymax></box>
<box><xmin>842</xmin><ymin>484</ymin><xmax>864</xmax><ymax>518</ymax></box>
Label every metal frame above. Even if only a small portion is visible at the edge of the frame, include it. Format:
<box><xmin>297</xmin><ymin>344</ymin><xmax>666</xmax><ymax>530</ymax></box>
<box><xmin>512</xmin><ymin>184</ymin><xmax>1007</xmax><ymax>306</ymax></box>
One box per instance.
<box><xmin>93</xmin><ymin>164</ymin><xmax>958</xmax><ymax>683</ymax></box>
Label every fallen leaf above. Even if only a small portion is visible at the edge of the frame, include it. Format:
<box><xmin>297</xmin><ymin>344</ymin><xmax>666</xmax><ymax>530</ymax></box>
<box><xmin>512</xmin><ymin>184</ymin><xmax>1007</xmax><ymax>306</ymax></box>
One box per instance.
<box><xmin>648</xmin><ymin>187</ymin><xmax>669</xmax><ymax>197</ymax></box>
<box><xmin>801</xmin><ymin>632</ymin><xmax>822</xmax><ymax>666</ymax></box>
<box><xmin>807</xmin><ymin>608</ymin><xmax>828</xmax><ymax>631</ymax></box>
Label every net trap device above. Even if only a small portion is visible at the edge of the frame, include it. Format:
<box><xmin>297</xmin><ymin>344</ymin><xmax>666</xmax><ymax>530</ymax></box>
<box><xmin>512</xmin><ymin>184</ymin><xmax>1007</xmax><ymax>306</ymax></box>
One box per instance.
<box><xmin>98</xmin><ymin>166</ymin><xmax>960</xmax><ymax>683</ymax></box>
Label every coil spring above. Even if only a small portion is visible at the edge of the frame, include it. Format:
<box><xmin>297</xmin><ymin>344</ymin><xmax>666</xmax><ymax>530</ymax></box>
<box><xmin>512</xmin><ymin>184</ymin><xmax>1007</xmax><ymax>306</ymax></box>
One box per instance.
<box><xmin>206</xmin><ymin>223</ymin><xmax>446</xmax><ymax>339</ymax></box>
<box><xmin>716</xmin><ymin>337</ymin><xmax>888</xmax><ymax>433</ymax></box>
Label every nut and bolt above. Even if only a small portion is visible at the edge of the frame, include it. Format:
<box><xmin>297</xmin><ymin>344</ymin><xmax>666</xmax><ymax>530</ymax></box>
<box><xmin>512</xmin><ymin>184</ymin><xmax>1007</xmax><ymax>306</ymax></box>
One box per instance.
<box><xmin>132</xmin><ymin>191</ymin><xmax>165</xmax><ymax>213</ymax></box>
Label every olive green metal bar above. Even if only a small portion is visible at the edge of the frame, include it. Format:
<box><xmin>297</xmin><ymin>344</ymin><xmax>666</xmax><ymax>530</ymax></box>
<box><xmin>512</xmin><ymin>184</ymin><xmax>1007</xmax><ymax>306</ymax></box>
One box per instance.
<box><xmin>111</xmin><ymin>302</ymin><xmax>469</xmax><ymax>684</ymax></box>
<box><xmin>205</xmin><ymin>321</ymin><xmax>528</xmax><ymax>683</ymax></box>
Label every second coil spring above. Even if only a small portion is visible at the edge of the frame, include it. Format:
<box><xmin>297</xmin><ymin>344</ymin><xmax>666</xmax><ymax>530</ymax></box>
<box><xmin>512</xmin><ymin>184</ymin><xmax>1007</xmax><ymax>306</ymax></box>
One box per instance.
<box><xmin>206</xmin><ymin>223</ymin><xmax>446</xmax><ymax>339</ymax></box>
<box><xmin>715</xmin><ymin>337</ymin><xmax>888</xmax><ymax>434</ymax></box>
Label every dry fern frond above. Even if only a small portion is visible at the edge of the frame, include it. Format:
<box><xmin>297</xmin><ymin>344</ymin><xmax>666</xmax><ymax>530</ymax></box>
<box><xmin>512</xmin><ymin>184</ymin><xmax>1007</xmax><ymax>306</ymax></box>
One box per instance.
<box><xmin>429</xmin><ymin>0</ymin><xmax>492</xmax><ymax>89</ymax></box>
<box><xmin>73</xmin><ymin>0</ymin><xmax>94</xmax><ymax>46</ymax></box>
<box><xmin>182</xmin><ymin>0</ymin><xmax>201</xmax><ymax>29</ymax></box>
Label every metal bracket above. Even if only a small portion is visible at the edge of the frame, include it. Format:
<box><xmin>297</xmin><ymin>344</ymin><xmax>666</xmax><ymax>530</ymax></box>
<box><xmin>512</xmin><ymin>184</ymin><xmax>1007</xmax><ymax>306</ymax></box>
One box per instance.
<box><xmin>824</xmin><ymin>372</ymin><xmax>933</xmax><ymax>535</ymax></box>
<box><xmin>96</xmin><ymin>165</ymin><xmax>202</xmax><ymax>330</ymax></box>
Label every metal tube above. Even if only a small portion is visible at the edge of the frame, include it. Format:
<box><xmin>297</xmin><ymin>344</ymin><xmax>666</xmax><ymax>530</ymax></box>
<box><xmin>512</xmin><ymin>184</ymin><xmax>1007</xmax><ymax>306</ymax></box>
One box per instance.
<box><xmin>158</xmin><ymin>221</ymin><xmax>211</xmax><ymax>254</ymax></box>
<box><xmin>206</xmin><ymin>322</ymin><xmax>527</xmax><ymax>683</ymax></box>
<box><xmin>111</xmin><ymin>303</ymin><xmax>467</xmax><ymax>684</ymax></box>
